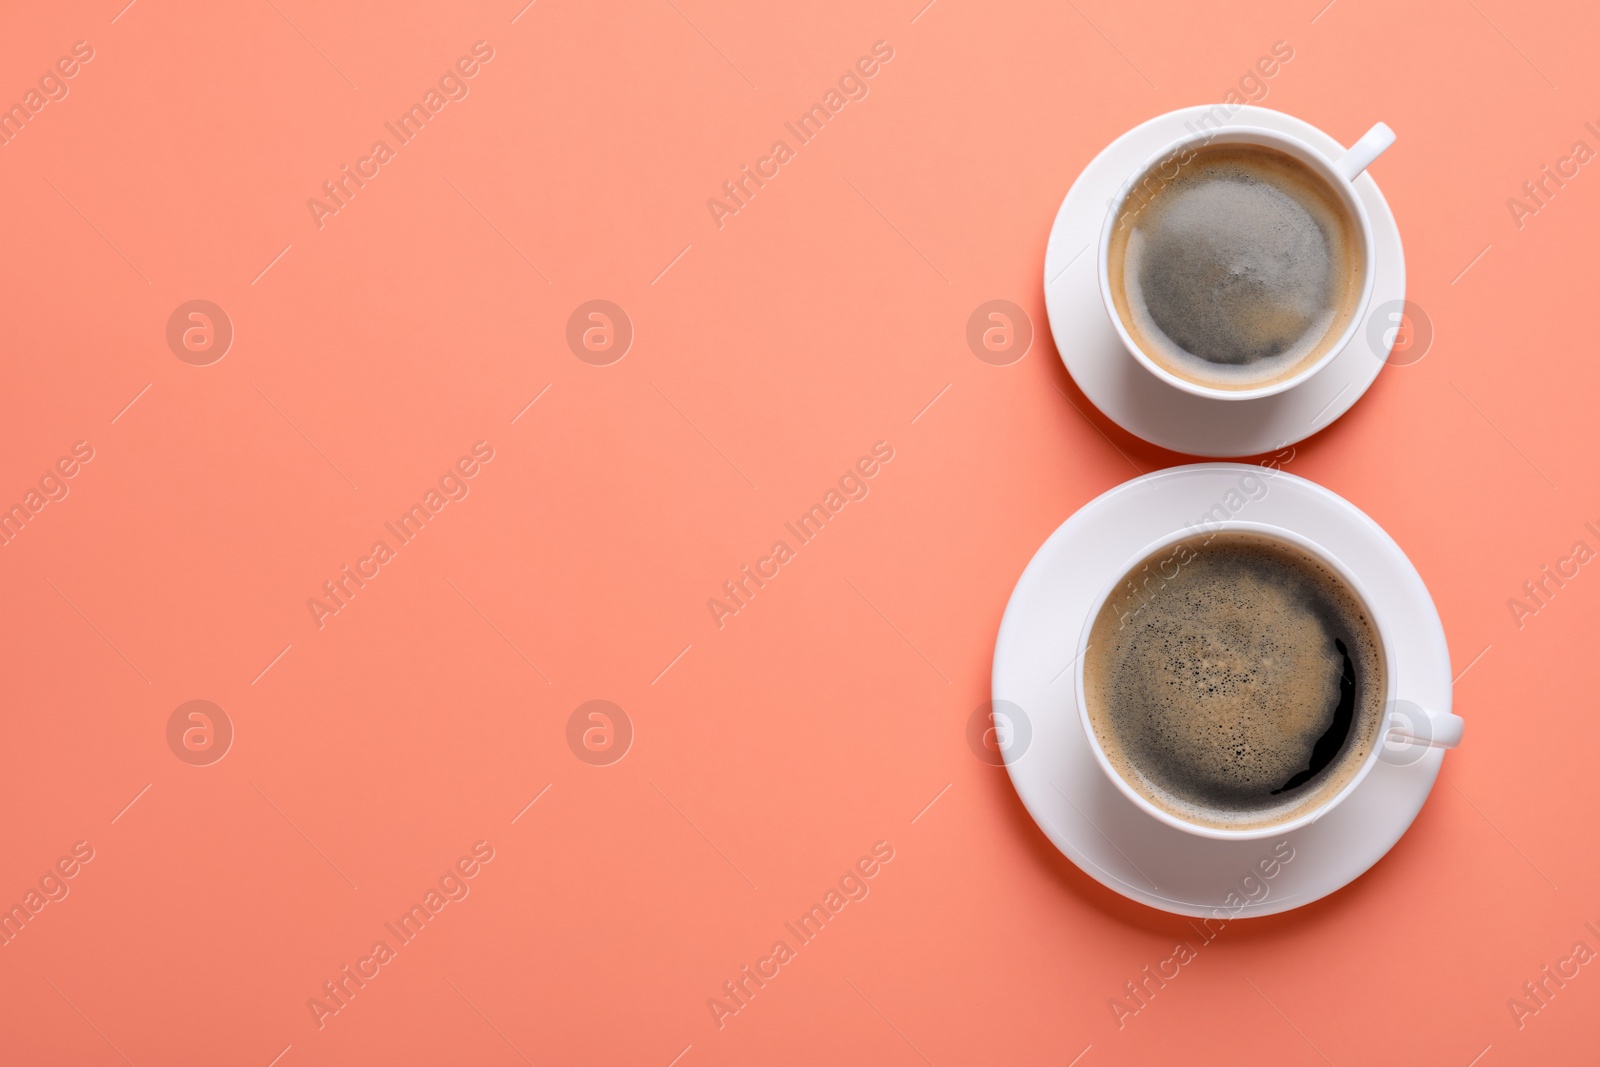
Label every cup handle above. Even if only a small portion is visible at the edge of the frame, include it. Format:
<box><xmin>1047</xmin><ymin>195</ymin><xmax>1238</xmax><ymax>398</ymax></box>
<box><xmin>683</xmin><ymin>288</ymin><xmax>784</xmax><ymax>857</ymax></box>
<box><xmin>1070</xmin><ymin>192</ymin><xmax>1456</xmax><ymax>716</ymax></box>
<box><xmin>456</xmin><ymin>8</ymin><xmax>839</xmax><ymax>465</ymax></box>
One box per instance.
<box><xmin>1334</xmin><ymin>122</ymin><xmax>1395</xmax><ymax>182</ymax></box>
<box><xmin>1378</xmin><ymin>698</ymin><xmax>1464</xmax><ymax>766</ymax></box>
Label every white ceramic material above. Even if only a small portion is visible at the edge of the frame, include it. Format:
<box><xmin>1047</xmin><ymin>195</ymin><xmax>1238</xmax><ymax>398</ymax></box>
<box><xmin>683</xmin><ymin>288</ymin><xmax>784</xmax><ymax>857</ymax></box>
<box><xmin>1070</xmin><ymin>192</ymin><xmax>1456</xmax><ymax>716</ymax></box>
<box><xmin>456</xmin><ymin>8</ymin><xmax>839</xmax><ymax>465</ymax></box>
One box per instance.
<box><xmin>1097</xmin><ymin>121</ymin><xmax>1393</xmax><ymax>401</ymax></box>
<box><xmin>1073</xmin><ymin>519</ymin><xmax>1461</xmax><ymax>842</ymax></box>
<box><xmin>1044</xmin><ymin>106</ymin><xmax>1406</xmax><ymax>457</ymax></box>
<box><xmin>992</xmin><ymin>464</ymin><xmax>1458</xmax><ymax>917</ymax></box>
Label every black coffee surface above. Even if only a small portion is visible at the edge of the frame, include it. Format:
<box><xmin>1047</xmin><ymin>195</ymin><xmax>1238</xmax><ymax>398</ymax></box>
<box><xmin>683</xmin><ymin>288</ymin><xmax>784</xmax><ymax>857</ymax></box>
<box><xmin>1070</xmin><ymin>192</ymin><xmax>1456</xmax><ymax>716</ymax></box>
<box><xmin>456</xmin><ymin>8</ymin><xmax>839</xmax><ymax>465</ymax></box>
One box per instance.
<box><xmin>1107</xmin><ymin>143</ymin><xmax>1362</xmax><ymax>391</ymax></box>
<box><xmin>1084</xmin><ymin>533</ymin><xmax>1383</xmax><ymax>830</ymax></box>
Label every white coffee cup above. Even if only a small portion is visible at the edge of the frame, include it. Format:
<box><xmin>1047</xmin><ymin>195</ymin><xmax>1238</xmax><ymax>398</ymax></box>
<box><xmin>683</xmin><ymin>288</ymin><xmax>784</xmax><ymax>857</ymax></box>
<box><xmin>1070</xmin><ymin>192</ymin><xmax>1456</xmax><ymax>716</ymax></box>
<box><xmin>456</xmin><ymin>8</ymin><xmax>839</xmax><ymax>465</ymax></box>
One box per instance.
<box><xmin>1097</xmin><ymin>121</ymin><xmax>1395</xmax><ymax>402</ymax></box>
<box><xmin>1074</xmin><ymin>519</ymin><xmax>1462</xmax><ymax>841</ymax></box>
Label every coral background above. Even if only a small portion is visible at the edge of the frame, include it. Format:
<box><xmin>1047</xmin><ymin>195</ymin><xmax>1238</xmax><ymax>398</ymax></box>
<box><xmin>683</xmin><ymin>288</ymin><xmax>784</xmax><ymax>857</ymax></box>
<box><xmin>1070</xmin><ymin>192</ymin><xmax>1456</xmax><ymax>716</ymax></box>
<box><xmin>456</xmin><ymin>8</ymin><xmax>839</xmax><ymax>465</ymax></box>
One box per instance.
<box><xmin>0</xmin><ymin>0</ymin><xmax>1594</xmax><ymax>1063</ymax></box>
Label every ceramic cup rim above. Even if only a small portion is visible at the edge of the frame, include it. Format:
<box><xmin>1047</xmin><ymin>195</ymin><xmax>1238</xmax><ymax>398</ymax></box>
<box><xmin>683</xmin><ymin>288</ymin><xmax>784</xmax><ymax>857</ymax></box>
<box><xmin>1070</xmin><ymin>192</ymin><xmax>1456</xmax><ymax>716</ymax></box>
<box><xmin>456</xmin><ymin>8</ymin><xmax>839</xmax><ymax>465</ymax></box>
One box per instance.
<box><xmin>1073</xmin><ymin>519</ymin><xmax>1396</xmax><ymax>841</ymax></box>
<box><xmin>1096</xmin><ymin>124</ymin><xmax>1379</xmax><ymax>402</ymax></box>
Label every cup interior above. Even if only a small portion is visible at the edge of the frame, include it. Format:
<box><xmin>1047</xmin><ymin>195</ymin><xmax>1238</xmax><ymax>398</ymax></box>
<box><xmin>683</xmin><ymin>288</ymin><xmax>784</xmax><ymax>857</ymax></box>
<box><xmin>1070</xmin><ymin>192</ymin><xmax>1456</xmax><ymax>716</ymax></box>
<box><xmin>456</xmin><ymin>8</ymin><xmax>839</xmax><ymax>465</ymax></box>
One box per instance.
<box><xmin>1075</xmin><ymin>521</ymin><xmax>1394</xmax><ymax>840</ymax></box>
<box><xmin>1097</xmin><ymin>126</ymin><xmax>1378</xmax><ymax>402</ymax></box>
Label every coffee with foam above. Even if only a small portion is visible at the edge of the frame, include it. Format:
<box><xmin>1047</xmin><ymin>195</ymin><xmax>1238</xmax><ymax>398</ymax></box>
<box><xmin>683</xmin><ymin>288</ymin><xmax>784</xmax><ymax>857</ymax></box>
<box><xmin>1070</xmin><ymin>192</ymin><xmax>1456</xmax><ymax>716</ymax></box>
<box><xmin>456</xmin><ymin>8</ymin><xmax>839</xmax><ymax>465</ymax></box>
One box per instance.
<box><xmin>1107</xmin><ymin>143</ymin><xmax>1364</xmax><ymax>391</ymax></box>
<box><xmin>1084</xmin><ymin>532</ymin><xmax>1384</xmax><ymax>831</ymax></box>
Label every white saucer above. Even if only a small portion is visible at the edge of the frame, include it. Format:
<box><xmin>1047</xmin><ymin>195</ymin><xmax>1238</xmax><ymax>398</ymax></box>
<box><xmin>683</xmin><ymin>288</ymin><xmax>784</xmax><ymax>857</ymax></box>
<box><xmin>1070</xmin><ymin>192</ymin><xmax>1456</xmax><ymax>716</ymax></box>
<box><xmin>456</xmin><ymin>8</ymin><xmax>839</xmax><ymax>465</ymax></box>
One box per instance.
<box><xmin>1043</xmin><ymin>106</ymin><xmax>1406</xmax><ymax>458</ymax></box>
<box><xmin>992</xmin><ymin>464</ymin><xmax>1452</xmax><ymax>917</ymax></box>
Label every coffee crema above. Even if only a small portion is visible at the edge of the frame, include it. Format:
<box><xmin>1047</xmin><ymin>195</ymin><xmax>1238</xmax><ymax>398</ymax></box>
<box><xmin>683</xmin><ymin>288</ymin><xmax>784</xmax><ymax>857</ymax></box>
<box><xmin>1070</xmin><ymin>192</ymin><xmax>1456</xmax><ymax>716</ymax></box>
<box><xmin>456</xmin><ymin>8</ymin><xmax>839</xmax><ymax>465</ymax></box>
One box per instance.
<box><xmin>1107</xmin><ymin>143</ymin><xmax>1364</xmax><ymax>391</ymax></box>
<box><xmin>1083</xmin><ymin>532</ymin><xmax>1384</xmax><ymax>831</ymax></box>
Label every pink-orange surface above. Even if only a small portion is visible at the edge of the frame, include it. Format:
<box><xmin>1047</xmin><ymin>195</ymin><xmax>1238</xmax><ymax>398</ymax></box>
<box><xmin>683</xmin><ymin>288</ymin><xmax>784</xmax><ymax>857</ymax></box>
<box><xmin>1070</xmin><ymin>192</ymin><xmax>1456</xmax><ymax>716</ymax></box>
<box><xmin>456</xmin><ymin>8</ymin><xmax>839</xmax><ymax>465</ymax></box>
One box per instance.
<box><xmin>1</xmin><ymin>1</ymin><xmax>1596</xmax><ymax>1064</ymax></box>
